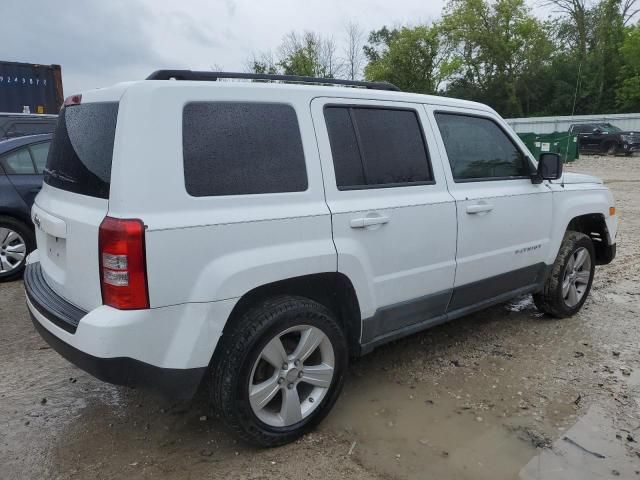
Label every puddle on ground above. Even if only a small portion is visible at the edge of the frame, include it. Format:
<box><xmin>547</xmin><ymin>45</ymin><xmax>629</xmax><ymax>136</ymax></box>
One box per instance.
<box><xmin>325</xmin><ymin>374</ymin><xmax>537</xmax><ymax>480</ymax></box>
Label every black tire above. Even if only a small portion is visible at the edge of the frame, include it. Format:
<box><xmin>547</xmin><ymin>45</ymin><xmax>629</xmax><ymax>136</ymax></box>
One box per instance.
<box><xmin>605</xmin><ymin>142</ymin><xmax>618</xmax><ymax>156</ymax></box>
<box><xmin>534</xmin><ymin>231</ymin><xmax>595</xmax><ymax>318</ymax></box>
<box><xmin>210</xmin><ymin>295</ymin><xmax>348</xmax><ymax>447</ymax></box>
<box><xmin>0</xmin><ymin>216</ymin><xmax>35</xmax><ymax>282</ymax></box>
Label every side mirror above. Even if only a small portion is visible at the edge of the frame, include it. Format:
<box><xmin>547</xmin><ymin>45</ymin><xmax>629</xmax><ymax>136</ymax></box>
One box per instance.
<box><xmin>535</xmin><ymin>152</ymin><xmax>563</xmax><ymax>182</ymax></box>
<box><xmin>592</xmin><ymin>128</ymin><xmax>602</xmax><ymax>134</ymax></box>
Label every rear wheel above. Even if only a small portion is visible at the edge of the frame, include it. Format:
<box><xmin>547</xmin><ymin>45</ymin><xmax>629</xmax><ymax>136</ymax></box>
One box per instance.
<box><xmin>0</xmin><ymin>216</ymin><xmax>34</xmax><ymax>282</ymax></box>
<box><xmin>211</xmin><ymin>295</ymin><xmax>348</xmax><ymax>446</ymax></box>
<box><xmin>534</xmin><ymin>231</ymin><xmax>595</xmax><ymax>318</ymax></box>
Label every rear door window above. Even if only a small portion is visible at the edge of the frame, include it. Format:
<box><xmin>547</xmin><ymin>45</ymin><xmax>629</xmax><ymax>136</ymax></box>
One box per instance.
<box><xmin>45</xmin><ymin>103</ymin><xmax>119</xmax><ymax>199</ymax></box>
<box><xmin>182</xmin><ymin>102</ymin><xmax>308</xmax><ymax>197</ymax></box>
<box><xmin>324</xmin><ymin>106</ymin><xmax>432</xmax><ymax>189</ymax></box>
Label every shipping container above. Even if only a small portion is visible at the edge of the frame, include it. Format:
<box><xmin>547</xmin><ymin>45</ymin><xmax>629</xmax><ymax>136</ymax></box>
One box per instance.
<box><xmin>0</xmin><ymin>61</ymin><xmax>64</xmax><ymax>114</ymax></box>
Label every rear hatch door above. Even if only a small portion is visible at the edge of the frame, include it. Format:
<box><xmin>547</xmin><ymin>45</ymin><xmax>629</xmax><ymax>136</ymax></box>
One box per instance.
<box><xmin>33</xmin><ymin>100</ymin><xmax>119</xmax><ymax>311</ymax></box>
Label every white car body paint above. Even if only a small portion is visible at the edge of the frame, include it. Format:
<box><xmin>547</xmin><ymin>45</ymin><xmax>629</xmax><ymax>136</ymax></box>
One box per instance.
<box><xmin>26</xmin><ymin>80</ymin><xmax>617</xmax><ymax>374</ymax></box>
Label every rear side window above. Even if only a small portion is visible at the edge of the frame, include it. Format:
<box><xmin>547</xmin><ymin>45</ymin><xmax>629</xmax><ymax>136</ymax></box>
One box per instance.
<box><xmin>324</xmin><ymin>106</ymin><xmax>432</xmax><ymax>189</ymax></box>
<box><xmin>29</xmin><ymin>142</ymin><xmax>50</xmax><ymax>173</ymax></box>
<box><xmin>183</xmin><ymin>102</ymin><xmax>307</xmax><ymax>196</ymax></box>
<box><xmin>45</xmin><ymin>103</ymin><xmax>119</xmax><ymax>199</ymax></box>
<box><xmin>435</xmin><ymin>113</ymin><xmax>530</xmax><ymax>181</ymax></box>
<box><xmin>1</xmin><ymin>147</ymin><xmax>36</xmax><ymax>174</ymax></box>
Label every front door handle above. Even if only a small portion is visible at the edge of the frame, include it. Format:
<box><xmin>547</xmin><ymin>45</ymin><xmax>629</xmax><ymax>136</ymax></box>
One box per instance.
<box><xmin>466</xmin><ymin>203</ymin><xmax>494</xmax><ymax>214</ymax></box>
<box><xmin>350</xmin><ymin>215</ymin><xmax>390</xmax><ymax>228</ymax></box>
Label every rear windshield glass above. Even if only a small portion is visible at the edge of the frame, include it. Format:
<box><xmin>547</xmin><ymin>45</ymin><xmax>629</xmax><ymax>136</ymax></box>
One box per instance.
<box><xmin>45</xmin><ymin>102</ymin><xmax>119</xmax><ymax>198</ymax></box>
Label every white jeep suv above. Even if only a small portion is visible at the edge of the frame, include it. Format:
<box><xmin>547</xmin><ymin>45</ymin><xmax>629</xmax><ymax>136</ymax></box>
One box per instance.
<box><xmin>25</xmin><ymin>71</ymin><xmax>617</xmax><ymax>446</ymax></box>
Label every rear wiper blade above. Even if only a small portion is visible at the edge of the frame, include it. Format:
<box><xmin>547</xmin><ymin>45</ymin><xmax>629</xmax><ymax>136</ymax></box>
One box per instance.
<box><xmin>43</xmin><ymin>167</ymin><xmax>77</xmax><ymax>183</ymax></box>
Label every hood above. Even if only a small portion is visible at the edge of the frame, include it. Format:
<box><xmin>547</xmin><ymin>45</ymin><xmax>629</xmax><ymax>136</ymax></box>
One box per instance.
<box><xmin>559</xmin><ymin>172</ymin><xmax>603</xmax><ymax>184</ymax></box>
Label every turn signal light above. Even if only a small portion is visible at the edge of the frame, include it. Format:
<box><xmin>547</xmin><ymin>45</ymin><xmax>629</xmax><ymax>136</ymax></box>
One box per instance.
<box><xmin>609</xmin><ymin>207</ymin><xmax>616</xmax><ymax>216</ymax></box>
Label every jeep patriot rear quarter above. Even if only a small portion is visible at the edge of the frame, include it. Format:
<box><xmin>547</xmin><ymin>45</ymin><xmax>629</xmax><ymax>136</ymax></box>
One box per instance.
<box><xmin>25</xmin><ymin>71</ymin><xmax>617</xmax><ymax>446</ymax></box>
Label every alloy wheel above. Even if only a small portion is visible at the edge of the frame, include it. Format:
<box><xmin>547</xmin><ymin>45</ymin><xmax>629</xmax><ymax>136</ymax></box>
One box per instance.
<box><xmin>248</xmin><ymin>325</ymin><xmax>335</xmax><ymax>428</ymax></box>
<box><xmin>0</xmin><ymin>228</ymin><xmax>26</xmax><ymax>274</ymax></box>
<box><xmin>562</xmin><ymin>246</ymin><xmax>592</xmax><ymax>308</ymax></box>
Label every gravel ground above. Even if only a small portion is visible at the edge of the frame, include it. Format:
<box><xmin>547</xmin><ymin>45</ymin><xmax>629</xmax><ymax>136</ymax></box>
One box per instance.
<box><xmin>1</xmin><ymin>155</ymin><xmax>639</xmax><ymax>479</ymax></box>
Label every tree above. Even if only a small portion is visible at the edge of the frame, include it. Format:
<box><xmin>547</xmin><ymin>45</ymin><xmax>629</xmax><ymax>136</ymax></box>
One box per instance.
<box><xmin>247</xmin><ymin>31</ymin><xmax>341</xmax><ymax>78</ymax></box>
<box><xmin>616</xmin><ymin>24</ymin><xmax>640</xmax><ymax>110</ymax></box>
<box><xmin>246</xmin><ymin>51</ymin><xmax>278</xmax><ymax>74</ymax></box>
<box><xmin>343</xmin><ymin>22</ymin><xmax>366</xmax><ymax>80</ymax></box>
<box><xmin>278</xmin><ymin>31</ymin><xmax>341</xmax><ymax>77</ymax></box>
<box><xmin>441</xmin><ymin>0</ymin><xmax>555</xmax><ymax>117</ymax></box>
<box><xmin>363</xmin><ymin>25</ymin><xmax>457</xmax><ymax>94</ymax></box>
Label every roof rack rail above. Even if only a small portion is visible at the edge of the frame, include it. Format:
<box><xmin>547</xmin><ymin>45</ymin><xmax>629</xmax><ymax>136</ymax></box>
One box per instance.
<box><xmin>146</xmin><ymin>70</ymin><xmax>401</xmax><ymax>92</ymax></box>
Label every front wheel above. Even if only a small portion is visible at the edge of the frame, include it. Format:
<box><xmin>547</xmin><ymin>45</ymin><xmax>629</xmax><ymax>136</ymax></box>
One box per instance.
<box><xmin>211</xmin><ymin>295</ymin><xmax>348</xmax><ymax>446</ymax></box>
<box><xmin>605</xmin><ymin>143</ymin><xmax>618</xmax><ymax>156</ymax></box>
<box><xmin>534</xmin><ymin>231</ymin><xmax>595</xmax><ymax>318</ymax></box>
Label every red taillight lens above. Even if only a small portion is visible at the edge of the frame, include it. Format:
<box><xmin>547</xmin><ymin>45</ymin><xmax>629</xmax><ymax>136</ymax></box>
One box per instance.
<box><xmin>98</xmin><ymin>216</ymin><xmax>149</xmax><ymax>309</ymax></box>
<box><xmin>63</xmin><ymin>94</ymin><xmax>82</xmax><ymax>107</ymax></box>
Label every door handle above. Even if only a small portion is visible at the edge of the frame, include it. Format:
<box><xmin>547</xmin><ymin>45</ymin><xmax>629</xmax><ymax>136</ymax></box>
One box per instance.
<box><xmin>350</xmin><ymin>215</ymin><xmax>390</xmax><ymax>228</ymax></box>
<box><xmin>466</xmin><ymin>203</ymin><xmax>494</xmax><ymax>214</ymax></box>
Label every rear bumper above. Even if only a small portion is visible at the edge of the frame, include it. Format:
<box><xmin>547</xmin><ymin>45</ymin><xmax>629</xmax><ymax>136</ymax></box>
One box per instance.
<box><xmin>30</xmin><ymin>312</ymin><xmax>206</xmax><ymax>399</ymax></box>
<box><xmin>24</xmin><ymin>260</ymin><xmax>237</xmax><ymax>399</ymax></box>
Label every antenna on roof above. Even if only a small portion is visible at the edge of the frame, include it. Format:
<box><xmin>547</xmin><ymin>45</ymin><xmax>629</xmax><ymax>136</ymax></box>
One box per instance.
<box><xmin>146</xmin><ymin>70</ymin><xmax>401</xmax><ymax>92</ymax></box>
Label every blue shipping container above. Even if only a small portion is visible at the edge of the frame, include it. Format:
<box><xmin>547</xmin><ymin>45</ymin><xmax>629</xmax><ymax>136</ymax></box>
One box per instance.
<box><xmin>0</xmin><ymin>61</ymin><xmax>64</xmax><ymax>114</ymax></box>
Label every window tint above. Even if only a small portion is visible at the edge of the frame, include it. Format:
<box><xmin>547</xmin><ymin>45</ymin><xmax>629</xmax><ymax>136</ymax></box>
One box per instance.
<box><xmin>29</xmin><ymin>142</ymin><xmax>50</xmax><ymax>173</ymax></box>
<box><xmin>324</xmin><ymin>108</ymin><xmax>365</xmax><ymax>187</ymax></box>
<box><xmin>324</xmin><ymin>106</ymin><xmax>432</xmax><ymax>189</ymax></box>
<box><xmin>2</xmin><ymin>147</ymin><xmax>36</xmax><ymax>174</ymax></box>
<box><xmin>45</xmin><ymin>103</ymin><xmax>119</xmax><ymax>198</ymax></box>
<box><xmin>183</xmin><ymin>102</ymin><xmax>308</xmax><ymax>197</ymax></box>
<box><xmin>435</xmin><ymin>113</ymin><xmax>530</xmax><ymax>181</ymax></box>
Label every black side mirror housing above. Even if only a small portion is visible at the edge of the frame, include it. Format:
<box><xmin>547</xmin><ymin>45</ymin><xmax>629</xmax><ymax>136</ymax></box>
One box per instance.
<box><xmin>592</xmin><ymin>128</ymin><xmax>602</xmax><ymax>134</ymax></box>
<box><xmin>533</xmin><ymin>153</ymin><xmax>563</xmax><ymax>183</ymax></box>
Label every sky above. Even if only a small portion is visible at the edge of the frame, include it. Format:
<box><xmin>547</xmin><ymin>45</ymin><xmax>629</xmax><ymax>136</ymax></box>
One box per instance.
<box><xmin>1</xmin><ymin>0</ymin><xmax>547</xmax><ymax>95</ymax></box>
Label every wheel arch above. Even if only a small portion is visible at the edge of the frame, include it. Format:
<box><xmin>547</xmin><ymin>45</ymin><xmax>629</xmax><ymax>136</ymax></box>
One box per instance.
<box><xmin>218</xmin><ymin>272</ymin><xmax>363</xmax><ymax>357</ymax></box>
<box><xmin>566</xmin><ymin>213</ymin><xmax>614</xmax><ymax>265</ymax></box>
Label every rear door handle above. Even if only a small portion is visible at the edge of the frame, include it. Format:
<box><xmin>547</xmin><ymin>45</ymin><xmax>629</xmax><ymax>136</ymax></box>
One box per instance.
<box><xmin>350</xmin><ymin>215</ymin><xmax>390</xmax><ymax>228</ymax></box>
<box><xmin>466</xmin><ymin>203</ymin><xmax>494</xmax><ymax>214</ymax></box>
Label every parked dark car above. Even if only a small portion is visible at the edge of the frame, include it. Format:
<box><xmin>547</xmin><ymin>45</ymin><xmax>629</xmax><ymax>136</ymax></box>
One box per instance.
<box><xmin>0</xmin><ymin>112</ymin><xmax>57</xmax><ymax>140</ymax></box>
<box><xmin>0</xmin><ymin>134</ymin><xmax>51</xmax><ymax>280</ymax></box>
<box><xmin>569</xmin><ymin>122</ymin><xmax>640</xmax><ymax>156</ymax></box>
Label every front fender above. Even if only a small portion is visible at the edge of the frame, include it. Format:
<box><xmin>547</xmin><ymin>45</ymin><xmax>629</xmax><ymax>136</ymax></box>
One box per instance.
<box><xmin>547</xmin><ymin>186</ymin><xmax>617</xmax><ymax>265</ymax></box>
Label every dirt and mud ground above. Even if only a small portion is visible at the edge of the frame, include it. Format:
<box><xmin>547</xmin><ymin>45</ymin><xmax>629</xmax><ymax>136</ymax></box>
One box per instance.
<box><xmin>1</xmin><ymin>155</ymin><xmax>640</xmax><ymax>479</ymax></box>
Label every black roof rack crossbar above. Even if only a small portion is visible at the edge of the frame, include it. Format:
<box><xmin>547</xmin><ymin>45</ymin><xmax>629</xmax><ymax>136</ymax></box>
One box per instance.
<box><xmin>146</xmin><ymin>70</ymin><xmax>401</xmax><ymax>92</ymax></box>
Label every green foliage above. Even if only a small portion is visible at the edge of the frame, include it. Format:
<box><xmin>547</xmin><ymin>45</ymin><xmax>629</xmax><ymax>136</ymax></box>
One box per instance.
<box><xmin>617</xmin><ymin>25</ymin><xmax>640</xmax><ymax>111</ymax></box>
<box><xmin>363</xmin><ymin>25</ymin><xmax>453</xmax><ymax>94</ymax></box>
<box><xmin>248</xmin><ymin>1</ymin><xmax>640</xmax><ymax>117</ymax></box>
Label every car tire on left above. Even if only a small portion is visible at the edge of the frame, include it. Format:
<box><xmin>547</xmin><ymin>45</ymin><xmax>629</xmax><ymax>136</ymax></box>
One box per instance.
<box><xmin>0</xmin><ymin>216</ymin><xmax>35</xmax><ymax>282</ymax></box>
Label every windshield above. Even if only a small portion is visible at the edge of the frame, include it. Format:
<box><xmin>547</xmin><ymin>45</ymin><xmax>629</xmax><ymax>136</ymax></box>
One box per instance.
<box><xmin>597</xmin><ymin>123</ymin><xmax>622</xmax><ymax>132</ymax></box>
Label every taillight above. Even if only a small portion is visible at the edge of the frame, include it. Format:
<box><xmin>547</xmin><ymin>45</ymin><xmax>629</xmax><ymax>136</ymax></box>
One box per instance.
<box><xmin>98</xmin><ymin>216</ymin><xmax>149</xmax><ymax>309</ymax></box>
<box><xmin>63</xmin><ymin>94</ymin><xmax>82</xmax><ymax>107</ymax></box>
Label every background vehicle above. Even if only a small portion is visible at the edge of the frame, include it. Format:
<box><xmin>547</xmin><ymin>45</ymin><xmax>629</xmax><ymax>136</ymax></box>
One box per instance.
<box><xmin>569</xmin><ymin>122</ymin><xmax>640</xmax><ymax>155</ymax></box>
<box><xmin>24</xmin><ymin>72</ymin><xmax>617</xmax><ymax>447</ymax></box>
<box><xmin>0</xmin><ymin>134</ymin><xmax>51</xmax><ymax>280</ymax></box>
<box><xmin>0</xmin><ymin>113</ymin><xmax>57</xmax><ymax>140</ymax></box>
<box><xmin>0</xmin><ymin>61</ymin><xmax>63</xmax><ymax>114</ymax></box>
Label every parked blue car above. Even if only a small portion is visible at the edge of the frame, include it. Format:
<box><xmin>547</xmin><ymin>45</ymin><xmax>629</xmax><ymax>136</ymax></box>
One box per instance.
<box><xmin>0</xmin><ymin>134</ymin><xmax>51</xmax><ymax>280</ymax></box>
